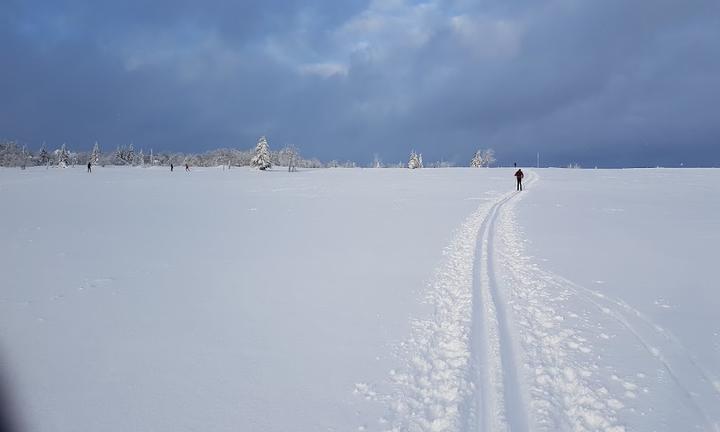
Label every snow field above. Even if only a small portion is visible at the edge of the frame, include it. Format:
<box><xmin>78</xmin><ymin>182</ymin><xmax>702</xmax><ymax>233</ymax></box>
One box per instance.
<box><xmin>1</xmin><ymin>166</ymin><xmax>719</xmax><ymax>432</ymax></box>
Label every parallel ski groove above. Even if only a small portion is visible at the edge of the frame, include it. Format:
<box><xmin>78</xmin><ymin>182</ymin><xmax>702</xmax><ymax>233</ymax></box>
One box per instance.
<box><xmin>467</xmin><ymin>173</ymin><xmax>535</xmax><ymax>432</ymax></box>
<box><xmin>487</xmin><ymin>196</ymin><xmax>529</xmax><ymax>432</ymax></box>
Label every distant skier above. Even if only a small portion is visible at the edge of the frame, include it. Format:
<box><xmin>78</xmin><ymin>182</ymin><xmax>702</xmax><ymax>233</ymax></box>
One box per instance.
<box><xmin>514</xmin><ymin>162</ymin><xmax>517</xmax><ymax>168</ymax></box>
<box><xmin>185</xmin><ymin>163</ymin><xmax>190</xmax><ymax>172</ymax></box>
<box><xmin>87</xmin><ymin>162</ymin><xmax>92</xmax><ymax>173</ymax></box>
<box><xmin>170</xmin><ymin>163</ymin><xmax>174</xmax><ymax>172</ymax></box>
<box><xmin>515</xmin><ymin>169</ymin><xmax>524</xmax><ymax>191</ymax></box>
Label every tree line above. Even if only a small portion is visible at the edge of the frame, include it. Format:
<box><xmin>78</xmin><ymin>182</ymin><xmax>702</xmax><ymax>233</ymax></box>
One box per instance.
<box><xmin>0</xmin><ymin>138</ymin><xmax>496</xmax><ymax>169</ymax></box>
<box><xmin>0</xmin><ymin>138</ymin><xmax>323</xmax><ymax>170</ymax></box>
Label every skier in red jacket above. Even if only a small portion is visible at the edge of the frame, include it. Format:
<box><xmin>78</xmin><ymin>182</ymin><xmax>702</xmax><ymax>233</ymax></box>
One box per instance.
<box><xmin>515</xmin><ymin>169</ymin><xmax>524</xmax><ymax>191</ymax></box>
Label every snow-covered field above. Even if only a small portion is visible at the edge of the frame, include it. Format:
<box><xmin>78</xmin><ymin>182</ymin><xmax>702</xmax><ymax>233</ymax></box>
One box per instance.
<box><xmin>1</xmin><ymin>166</ymin><xmax>718</xmax><ymax>431</ymax></box>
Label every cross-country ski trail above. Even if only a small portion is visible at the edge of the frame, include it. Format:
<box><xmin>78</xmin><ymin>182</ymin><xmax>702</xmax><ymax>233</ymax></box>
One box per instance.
<box><xmin>356</xmin><ymin>171</ymin><xmax>720</xmax><ymax>432</ymax></box>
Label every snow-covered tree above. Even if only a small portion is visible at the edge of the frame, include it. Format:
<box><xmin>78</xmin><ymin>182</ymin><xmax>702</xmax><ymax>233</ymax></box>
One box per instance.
<box><xmin>56</xmin><ymin>143</ymin><xmax>70</xmax><ymax>167</ymax></box>
<box><xmin>20</xmin><ymin>145</ymin><xmax>28</xmax><ymax>169</ymax></box>
<box><xmin>276</xmin><ymin>145</ymin><xmax>299</xmax><ymax>171</ymax></box>
<box><xmin>0</xmin><ymin>140</ymin><xmax>24</xmax><ymax>167</ymax></box>
<box><xmin>283</xmin><ymin>145</ymin><xmax>299</xmax><ymax>172</ymax></box>
<box><xmin>113</xmin><ymin>144</ymin><xmax>136</xmax><ymax>165</ymax></box>
<box><xmin>126</xmin><ymin>144</ymin><xmax>135</xmax><ymax>165</ymax></box>
<box><xmin>113</xmin><ymin>146</ymin><xmax>125</xmax><ymax>165</ymax></box>
<box><xmin>470</xmin><ymin>148</ymin><xmax>495</xmax><ymax>167</ymax></box>
<box><xmin>69</xmin><ymin>150</ymin><xmax>79</xmax><ymax>167</ymax></box>
<box><xmin>136</xmin><ymin>149</ymin><xmax>145</xmax><ymax>166</ymax></box>
<box><xmin>470</xmin><ymin>151</ymin><xmax>483</xmax><ymax>167</ymax></box>
<box><xmin>408</xmin><ymin>150</ymin><xmax>423</xmax><ymax>169</ymax></box>
<box><xmin>251</xmin><ymin>136</ymin><xmax>272</xmax><ymax>170</ymax></box>
<box><xmin>90</xmin><ymin>142</ymin><xmax>101</xmax><ymax>164</ymax></box>
<box><xmin>38</xmin><ymin>144</ymin><xmax>50</xmax><ymax>166</ymax></box>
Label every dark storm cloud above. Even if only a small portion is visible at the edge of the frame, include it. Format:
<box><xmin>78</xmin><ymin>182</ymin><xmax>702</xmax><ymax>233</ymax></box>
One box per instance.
<box><xmin>2</xmin><ymin>0</ymin><xmax>719</xmax><ymax>166</ymax></box>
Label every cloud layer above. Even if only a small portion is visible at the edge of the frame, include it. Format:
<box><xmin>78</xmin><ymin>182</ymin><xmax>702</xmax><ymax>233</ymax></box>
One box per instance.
<box><xmin>2</xmin><ymin>0</ymin><xmax>719</xmax><ymax>166</ymax></box>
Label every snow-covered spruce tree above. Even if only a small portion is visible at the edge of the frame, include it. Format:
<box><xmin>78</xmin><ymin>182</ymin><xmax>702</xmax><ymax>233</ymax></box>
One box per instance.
<box><xmin>91</xmin><ymin>142</ymin><xmax>101</xmax><ymax>164</ymax></box>
<box><xmin>408</xmin><ymin>151</ymin><xmax>418</xmax><ymax>169</ymax></box>
<box><xmin>408</xmin><ymin>151</ymin><xmax>423</xmax><ymax>169</ymax></box>
<box><xmin>126</xmin><ymin>144</ymin><xmax>135</xmax><ymax>165</ymax></box>
<box><xmin>470</xmin><ymin>150</ymin><xmax>483</xmax><ymax>167</ymax></box>
<box><xmin>251</xmin><ymin>136</ymin><xmax>272</xmax><ymax>170</ymax></box>
<box><xmin>56</xmin><ymin>143</ymin><xmax>70</xmax><ymax>167</ymax></box>
<box><xmin>38</xmin><ymin>144</ymin><xmax>50</xmax><ymax>166</ymax></box>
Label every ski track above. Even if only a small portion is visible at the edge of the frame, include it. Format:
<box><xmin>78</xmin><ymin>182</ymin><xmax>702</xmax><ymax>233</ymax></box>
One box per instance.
<box><xmin>465</xmin><ymin>184</ymin><xmax>534</xmax><ymax>432</ymax></box>
<box><xmin>360</xmin><ymin>171</ymin><xmax>720</xmax><ymax>432</ymax></box>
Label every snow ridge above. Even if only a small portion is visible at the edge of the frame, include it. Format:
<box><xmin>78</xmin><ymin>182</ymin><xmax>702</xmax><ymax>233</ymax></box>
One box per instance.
<box><xmin>378</xmin><ymin>197</ymin><xmax>494</xmax><ymax>431</ymax></box>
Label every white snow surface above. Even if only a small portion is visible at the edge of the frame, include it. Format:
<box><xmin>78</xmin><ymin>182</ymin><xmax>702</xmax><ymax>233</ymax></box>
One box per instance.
<box><xmin>1</xmin><ymin>166</ymin><xmax>719</xmax><ymax>432</ymax></box>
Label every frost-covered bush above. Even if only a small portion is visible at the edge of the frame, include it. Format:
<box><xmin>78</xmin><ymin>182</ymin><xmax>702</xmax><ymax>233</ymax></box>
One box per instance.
<box><xmin>114</xmin><ymin>144</ymin><xmax>135</xmax><ymax>165</ymax></box>
<box><xmin>470</xmin><ymin>148</ymin><xmax>495</xmax><ymax>167</ymax></box>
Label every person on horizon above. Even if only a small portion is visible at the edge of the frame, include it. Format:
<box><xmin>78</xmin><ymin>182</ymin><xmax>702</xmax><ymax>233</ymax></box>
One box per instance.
<box><xmin>515</xmin><ymin>169</ymin><xmax>524</xmax><ymax>191</ymax></box>
<box><xmin>185</xmin><ymin>163</ymin><xmax>190</xmax><ymax>172</ymax></box>
<box><xmin>170</xmin><ymin>163</ymin><xmax>174</xmax><ymax>172</ymax></box>
<box><xmin>87</xmin><ymin>162</ymin><xmax>92</xmax><ymax>173</ymax></box>
<box><xmin>514</xmin><ymin>162</ymin><xmax>517</xmax><ymax>167</ymax></box>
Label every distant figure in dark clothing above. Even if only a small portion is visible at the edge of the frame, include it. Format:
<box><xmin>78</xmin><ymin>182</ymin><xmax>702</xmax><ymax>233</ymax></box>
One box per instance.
<box><xmin>185</xmin><ymin>163</ymin><xmax>190</xmax><ymax>172</ymax></box>
<box><xmin>87</xmin><ymin>162</ymin><xmax>92</xmax><ymax>173</ymax></box>
<box><xmin>515</xmin><ymin>169</ymin><xmax>524</xmax><ymax>191</ymax></box>
<box><xmin>170</xmin><ymin>163</ymin><xmax>174</xmax><ymax>172</ymax></box>
<box><xmin>514</xmin><ymin>162</ymin><xmax>517</xmax><ymax>167</ymax></box>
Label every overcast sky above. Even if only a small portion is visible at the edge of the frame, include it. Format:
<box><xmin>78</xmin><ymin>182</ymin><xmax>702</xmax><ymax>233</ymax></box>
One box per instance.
<box><xmin>2</xmin><ymin>0</ymin><xmax>719</xmax><ymax>166</ymax></box>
